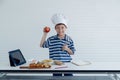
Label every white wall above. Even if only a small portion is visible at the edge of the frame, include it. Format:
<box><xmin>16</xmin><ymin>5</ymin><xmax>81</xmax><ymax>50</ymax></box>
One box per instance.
<box><xmin>0</xmin><ymin>0</ymin><xmax>120</xmax><ymax>62</ymax></box>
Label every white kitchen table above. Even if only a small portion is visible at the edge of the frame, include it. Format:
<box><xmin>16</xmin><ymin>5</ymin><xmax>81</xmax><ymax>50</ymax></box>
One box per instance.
<box><xmin>0</xmin><ymin>61</ymin><xmax>120</xmax><ymax>80</ymax></box>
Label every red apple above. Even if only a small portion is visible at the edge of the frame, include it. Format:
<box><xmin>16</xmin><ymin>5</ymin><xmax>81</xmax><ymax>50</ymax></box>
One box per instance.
<box><xmin>44</xmin><ymin>27</ymin><xmax>50</xmax><ymax>33</ymax></box>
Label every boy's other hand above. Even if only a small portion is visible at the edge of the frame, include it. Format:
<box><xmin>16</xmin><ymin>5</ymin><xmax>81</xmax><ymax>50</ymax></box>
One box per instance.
<box><xmin>62</xmin><ymin>44</ymin><xmax>69</xmax><ymax>51</ymax></box>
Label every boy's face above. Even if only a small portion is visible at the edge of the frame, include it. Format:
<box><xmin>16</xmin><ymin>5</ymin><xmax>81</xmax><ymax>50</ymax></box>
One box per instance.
<box><xmin>55</xmin><ymin>24</ymin><xmax>67</xmax><ymax>36</ymax></box>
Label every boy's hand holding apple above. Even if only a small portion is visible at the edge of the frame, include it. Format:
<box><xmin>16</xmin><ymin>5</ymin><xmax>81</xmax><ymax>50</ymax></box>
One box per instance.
<box><xmin>44</xmin><ymin>26</ymin><xmax>50</xmax><ymax>33</ymax></box>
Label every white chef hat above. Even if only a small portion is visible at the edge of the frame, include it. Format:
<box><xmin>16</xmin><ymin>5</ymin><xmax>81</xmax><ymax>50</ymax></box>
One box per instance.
<box><xmin>51</xmin><ymin>13</ymin><xmax>68</xmax><ymax>27</ymax></box>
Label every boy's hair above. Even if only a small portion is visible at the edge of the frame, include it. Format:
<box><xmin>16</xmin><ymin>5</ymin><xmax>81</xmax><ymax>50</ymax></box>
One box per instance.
<box><xmin>55</xmin><ymin>23</ymin><xmax>67</xmax><ymax>29</ymax></box>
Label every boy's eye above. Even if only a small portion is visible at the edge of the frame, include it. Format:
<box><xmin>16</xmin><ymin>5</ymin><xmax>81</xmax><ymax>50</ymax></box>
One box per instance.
<box><xmin>62</xmin><ymin>27</ymin><xmax>64</xmax><ymax>28</ymax></box>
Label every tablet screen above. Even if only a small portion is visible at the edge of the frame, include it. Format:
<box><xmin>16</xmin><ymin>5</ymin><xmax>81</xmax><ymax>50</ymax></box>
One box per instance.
<box><xmin>9</xmin><ymin>49</ymin><xmax>26</xmax><ymax>66</ymax></box>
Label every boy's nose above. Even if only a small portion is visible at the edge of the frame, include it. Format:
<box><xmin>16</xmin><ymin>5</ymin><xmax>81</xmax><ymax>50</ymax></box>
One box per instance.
<box><xmin>59</xmin><ymin>29</ymin><xmax>63</xmax><ymax>32</ymax></box>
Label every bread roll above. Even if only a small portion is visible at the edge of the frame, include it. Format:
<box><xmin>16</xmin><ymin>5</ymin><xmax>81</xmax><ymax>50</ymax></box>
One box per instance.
<box><xmin>54</xmin><ymin>60</ymin><xmax>63</xmax><ymax>65</ymax></box>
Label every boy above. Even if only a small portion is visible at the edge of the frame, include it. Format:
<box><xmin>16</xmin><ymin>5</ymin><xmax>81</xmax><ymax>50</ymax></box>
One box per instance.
<box><xmin>40</xmin><ymin>13</ymin><xmax>75</xmax><ymax>76</ymax></box>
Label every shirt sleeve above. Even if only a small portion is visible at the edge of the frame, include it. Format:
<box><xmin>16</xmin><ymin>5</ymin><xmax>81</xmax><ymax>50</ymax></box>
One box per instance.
<box><xmin>69</xmin><ymin>39</ymin><xmax>76</xmax><ymax>54</ymax></box>
<box><xmin>42</xmin><ymin>38</ymin><xmax>50</xmax><ymax>48</ymax></box>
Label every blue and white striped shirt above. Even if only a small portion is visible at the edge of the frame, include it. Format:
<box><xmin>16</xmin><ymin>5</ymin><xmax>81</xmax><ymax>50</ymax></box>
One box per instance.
<box><xmin>42</xmin><ymin>34</ymin><xmax>75</xmax><ymax>62</ymax></box>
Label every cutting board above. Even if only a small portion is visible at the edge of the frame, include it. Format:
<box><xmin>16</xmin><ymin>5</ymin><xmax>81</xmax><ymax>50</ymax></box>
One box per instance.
<box><xmin>19</xmin><ymin>66</ymin><xmax>51</xmax><ymax>69</ymax></box>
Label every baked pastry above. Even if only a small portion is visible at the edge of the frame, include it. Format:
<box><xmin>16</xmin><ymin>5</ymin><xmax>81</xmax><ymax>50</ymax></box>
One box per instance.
<box><xmin>54</xmin><ymin>60</ymin><xmax>63</xmax><ymax>65</ymax></box>
<box><xmin>42</xmin><ymin>59</ymin><xmax>53</xmax><ymax>63</ymax></box>
<box><xmin>29</xmin><ymin>62</ymin><xmax>51</xmax><ymax>68</ymax></box>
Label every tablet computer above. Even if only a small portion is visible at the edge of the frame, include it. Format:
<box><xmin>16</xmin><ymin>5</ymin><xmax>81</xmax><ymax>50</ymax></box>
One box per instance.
<box><xmin>8</xmin><ymin>49</ymin><xmax>26</xmax><ymax>67</ymax></box>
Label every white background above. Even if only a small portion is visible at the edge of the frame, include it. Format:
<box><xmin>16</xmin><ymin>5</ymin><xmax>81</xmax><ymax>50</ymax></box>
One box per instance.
<box><xmin>0</xmin><ymin>0</ymin><xmax>120</xmax><ymax>63</ymax></box>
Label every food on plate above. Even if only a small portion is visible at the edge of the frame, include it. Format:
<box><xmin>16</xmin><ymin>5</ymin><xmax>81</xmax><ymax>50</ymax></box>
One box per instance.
<box><xmin>29</xmin><ymin>62</ymin><xmax>51</xmax><ymax>68</ymax></box>
<box><xmin>42</xmin><ymin>59</ymin><xmax>53</xmax><ymax>63</ymax></box>
<box><xmin>54</xmin><ymin>60</ymin><xmax>63</xmax><ymax>65</ymax></box>
<box><xmin>44</xmin><ymin>26</ymin><xmax>50</xmax><ymax>33</ymax></box>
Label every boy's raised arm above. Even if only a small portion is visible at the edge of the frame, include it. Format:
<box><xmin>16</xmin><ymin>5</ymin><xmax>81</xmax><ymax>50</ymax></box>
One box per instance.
<box><xmin>40</xmin><ymin>32</ymin><xmax>48</xmax><ymax>47</ymax></box>
<box><xmin>40</xmin><ymin>27</ymin><xmax>50</xmax><ymax>47</ymax></box>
